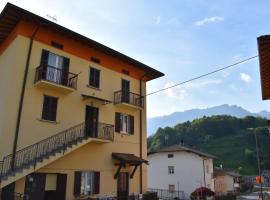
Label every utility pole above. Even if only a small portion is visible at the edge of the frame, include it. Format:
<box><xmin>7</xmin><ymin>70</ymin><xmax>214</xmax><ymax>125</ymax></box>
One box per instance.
<box><xmin>254</xmin><ymin>130</ymin><xmax>264</xmax><ymax>200</ymax></box>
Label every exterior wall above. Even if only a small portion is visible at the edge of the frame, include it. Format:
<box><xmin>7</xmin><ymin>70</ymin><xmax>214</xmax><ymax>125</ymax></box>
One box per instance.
<box><xmin>147</xmin><ymin>152</ymin><xmax>214</xmax><ymax>197</ymax></box>
<box><xmin>204</xmin><ymin>158</ymin><xmax>214</xmax><ymax>190</ymax></box>
<box><xmin>214</xmin><ymin>175</ymin><xmax>227</xmax><ymax>194</ymax></box>
<box><xmin>226</xmin><ymin>175</ymin><xmax>235</xmax><ymax>192</ymax></box>
<box><xmin>214</xmin><ymin>174</ymin><xmax>235</xmax><ymax>194</ymax></box>
<box><xmin>0</xmin><ymin>35</ymin><xmax>29</xmax><ymax>159</ymax></box>
<box><xmin>0</xmin><ymin>19</ymin><xmax>149</xmax><ymax>198</ymax></box>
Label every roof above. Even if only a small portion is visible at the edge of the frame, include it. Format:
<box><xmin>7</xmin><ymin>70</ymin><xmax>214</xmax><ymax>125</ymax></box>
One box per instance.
<box><xmin>214</xmin><ymin>167</ymin><xmax>240</xmax><ymax>177</ymax></box>
<box><xmin>112</xmin><ymin>153</ymin><xmax>148</xmax><ymax>165</ymax></box>
<box><xmin>147</xmin><ymin>145</ymin><xmax>216</xmax><ymax>159</ymax></box>
<box><xmin>0</xmin><ymin>3</ymin><xmax>164</xmax><ymax>81</ymax></box>
<box><xmin>258</xmin><ymin>35</ymin><xmax>270</xmax><ymax>99</ymax></box>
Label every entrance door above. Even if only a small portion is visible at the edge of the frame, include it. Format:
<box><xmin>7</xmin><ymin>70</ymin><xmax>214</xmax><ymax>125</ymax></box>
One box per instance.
<box><xmin>24</xmin><ymin>173</ymin><xmax>46</xmax><ymax>200</ymax></box>
<box><xmin>1</xmin><ymin>182</ymin><xmax>15</xmax><ymax>200</ymax></box>
<box><xmin>56</xmin><ymin>174</ymin><xmax>67</xmax><ymax>200</ymax></box>
<box><xmin>121</xmin><ymin>79</ymin><xmax>130</xmax><ymax>103</ymax></box>
<box><xmin>85</xmin><ymin>106</ymin><xmax>99</xmax><ymax>138</ymax></box>
<box><xmin>117</xmin><ymin>172</ymin><xmax>129</xmax><ymax>200</ymax></box>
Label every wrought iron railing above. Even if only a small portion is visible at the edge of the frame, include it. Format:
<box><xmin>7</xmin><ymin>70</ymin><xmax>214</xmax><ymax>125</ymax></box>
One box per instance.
<box><xmin>0</xmin><ymin>122</ymin><xmax>114</xmax><ymax>181</ymax></box>
<box><xmin>114</xmin><ymin>90</ymin><xmax>144</xmax><ymax>108</ymax></box>
<box><xmin>98</xmin><ymin>123</ymin><xmax>114</xmax><ymax>141</ymax></box>
<box><xmin>34</xmin><ymin>65</ymin><xmax>78</xmax><ymax>89</ymax></box>
<box><xmin>148</xmin><ymin>188</ymin><xmax>185</xmax><ymax>200</ymax></box>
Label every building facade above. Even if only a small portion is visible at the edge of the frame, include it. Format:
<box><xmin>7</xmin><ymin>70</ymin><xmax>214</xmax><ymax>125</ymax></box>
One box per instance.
<box><xmin>214</xmin><ymin>168</ymin><xmax>240</xmax><ymax>195</ymax></box>
<box><xmin>147</xmin><ymin>145</ymin><xmax>215</xmax><ymax>198</ymax></box>
<box><xmin>0</xmin><ymin>3</ymin><xmax>164</xmax><ymax>200</ymax></box>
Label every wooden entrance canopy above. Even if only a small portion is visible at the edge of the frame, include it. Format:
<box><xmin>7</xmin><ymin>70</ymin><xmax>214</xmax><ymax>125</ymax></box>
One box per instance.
<box><xmin>112</xmin><ymin>153</ymin><xmax>148</xmax><ymax>179</ymax></box>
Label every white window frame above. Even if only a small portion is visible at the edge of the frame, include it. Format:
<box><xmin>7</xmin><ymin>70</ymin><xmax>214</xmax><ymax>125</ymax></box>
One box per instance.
<box><xmin>168</xmin><ymin>166</ymin><xmax>175</xmax><ymax>175</ymax></box>
<box><xmin>120</xmin><ymin>114</ymin><xmax>131</xmax><ymax>134</ymax></box>
<box><xmin>81</xmin><ymin>171</ymin><xmax>95</xmax><ymax>196</ymax></box>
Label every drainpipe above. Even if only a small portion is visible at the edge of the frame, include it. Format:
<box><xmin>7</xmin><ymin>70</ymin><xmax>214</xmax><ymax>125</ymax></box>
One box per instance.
<box><xmin>139</xmin><ymin>73</ymin><xmax>147</xmax><ymax>194</ymax></box>
<box><xmin>203</xmin><ymin>158</ymin><xmax>207</xmax><ymax>187</ymax></box>
<box><xmin>11</xmin><ymin>25</ymin><xmax>40</xmax><ymax>170</ymax></box>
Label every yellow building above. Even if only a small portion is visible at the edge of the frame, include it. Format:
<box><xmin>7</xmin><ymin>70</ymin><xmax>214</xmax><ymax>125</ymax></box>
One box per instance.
<box><xmin>0</xmin><ymin>3</ymin><xmax>164</xmax><ymax>200</ymax></box>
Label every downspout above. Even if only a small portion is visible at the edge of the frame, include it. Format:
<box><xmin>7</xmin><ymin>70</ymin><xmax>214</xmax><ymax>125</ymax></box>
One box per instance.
<box><xmin>11</xmin><ymin>25</ymin><xmax>40</xmax><ymax>170</ymax></box>
<box><xmin>203</xmin><ymin>158</ymin><xmax>207</xmax><ymax>187</ymax></box>
<box><xmin>139</xmin><ymin>73</ymin><xmax>147</xmax><ymax>194</ymax></box>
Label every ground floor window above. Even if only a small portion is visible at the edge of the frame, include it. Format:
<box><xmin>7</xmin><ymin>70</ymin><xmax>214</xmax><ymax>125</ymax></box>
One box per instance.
<box><xmin>74</xmin><ymin>171</ymin><xmax>100</xmax><ymax>197</ymax></box>
<box><xmin>169</xmin><ymin>184</ymin><xmax>175</xmax><ymax>192</ymax></box>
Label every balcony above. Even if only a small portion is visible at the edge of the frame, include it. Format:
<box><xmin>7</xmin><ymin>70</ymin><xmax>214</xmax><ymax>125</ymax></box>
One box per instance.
<box><xmin>34</xmin><ymin>65</ymin><xmax>78</xmax><ymax>94</ymax></box>
<box><xmin>114</xmin><ymin>90</ymin><xmax>144</xmax><ymax>109</ymax></box>
<box><xmin>85</xmin><ymin>121</ymin><xmax>114</xmax><ymax>142</ymax></box>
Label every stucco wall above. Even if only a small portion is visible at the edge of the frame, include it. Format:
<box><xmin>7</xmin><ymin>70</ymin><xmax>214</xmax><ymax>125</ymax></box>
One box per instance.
<box><xmin>0</xmin><ymin>32</ymin><xmax>148</xmax><ymax>197</ymax></box>
<box><xmin>147</xmin><ymin>152</ymin><xmax>214</xmax><ymax>197</ymax></box>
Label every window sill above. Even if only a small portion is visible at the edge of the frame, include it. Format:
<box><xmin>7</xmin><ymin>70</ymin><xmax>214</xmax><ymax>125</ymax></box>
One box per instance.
<box><xmin>117</xmin><ymin>131</ymin><xmax>133</xmax><ymax>136</ymax></box>
<box><xmin>37</xmin><ymin>118</ymin><xmax>59</xmax><ymax>124</ymax></box>
<box><xmin>86</xmin><ymin>85</ymin><xmax>101</xmax><ymax>91</ymax></box>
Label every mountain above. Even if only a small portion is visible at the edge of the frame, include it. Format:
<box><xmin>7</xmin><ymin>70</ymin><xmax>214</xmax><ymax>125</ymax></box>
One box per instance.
<box><xmin>147</xmin><ymin>115</ymin><xmax>270</xmax><ymax>175</ymax></box>
<box><xmin>147</xmin><ymin>104</ymin><xmax>270</xmax><ymax>135</ymax></box>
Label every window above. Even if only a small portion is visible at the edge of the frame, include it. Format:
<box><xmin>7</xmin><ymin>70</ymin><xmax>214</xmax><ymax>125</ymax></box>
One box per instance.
<box><xmin>90</xmin><ymin>57</ymin><xmax>101</xmax><ymax>64</ymax></box>
<box><xmin>42</xmin><ymin>95</ymin><xmax>58</xmax><ymax>121</ymax></box>
<box><xmin>115</xmin><ymin>113</ymin><xmax>134</xmax><ymax>134</ymax></box>
<box><xmin>168</xmin><ymin>166</ymin><xmax>174</xmax><ymax>174</ymax></box>
<box><xmin>74</xmin><ymin>171</ymin><xmax>100</xmax><ymax>196</ymax></box>
<box><xmin>168</xmin><ymin>184</ymin><xmax>175</xmax><ymax>192</ymax></box>
<box><xmin>51</xmin><ymin>41</ymin><xmax>64</xmax><ymax>49</ymax></box>
<box><xmin>40</xmin><ymin>50</ymin><xmax>70</xmax><ymax>85</ymax></box>
<box><xmin>168</xmin><ymin>154</ymin><xmax>174</xmax><ymax>158</ymax></box>
<box><xmin>89</xmin><ymin>67</ymin><xmax>100</xmax><ymax>88</ymax></box>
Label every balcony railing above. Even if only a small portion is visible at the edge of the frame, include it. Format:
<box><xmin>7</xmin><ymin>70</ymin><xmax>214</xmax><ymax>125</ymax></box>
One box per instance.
<box><xmin>34</xmin><ymin>65</ymin><xmax>78</xmax><ymax>89</ymax></box>
<box><xmin>98</xmin><ymin>123</ymin><xmax>114</xmax><ymax>141</ymax></box>
<box><xmin>114</xmin><ymin>90</ymin><xmax>144</xmax><ymax>108</ymax></box>
<box><xmin>0</xmin><ymin>122</ymin><xmax>114</xmax><ymax>181</ymax></box>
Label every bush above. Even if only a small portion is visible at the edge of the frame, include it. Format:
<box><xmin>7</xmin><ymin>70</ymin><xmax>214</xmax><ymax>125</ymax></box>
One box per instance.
<box><xmin>215</xmin><ymin>193</ymin><xmax>236</xmax><ymax>200</ymax></box>
<box><xmin>190</xmin><ymin>187</ymin><xmax>215</xmax><ymax>200</ymax></box>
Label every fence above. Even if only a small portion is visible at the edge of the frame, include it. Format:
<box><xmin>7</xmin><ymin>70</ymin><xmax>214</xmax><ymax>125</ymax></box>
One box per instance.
<box><xmin>148</xmin><ymin>188</ymin><xmax>185</xmax><ymax>200</ymax></box>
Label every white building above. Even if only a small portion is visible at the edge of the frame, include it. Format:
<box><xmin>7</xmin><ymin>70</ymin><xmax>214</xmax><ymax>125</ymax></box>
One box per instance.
<box><xmin>147</xmin><ymin>145</ymin><xmax>215</xmax><ymax>198</ymax></box>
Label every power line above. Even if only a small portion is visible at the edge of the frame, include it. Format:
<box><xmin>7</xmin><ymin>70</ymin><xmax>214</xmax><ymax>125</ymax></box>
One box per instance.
<box><xmin>147</xmin><ymin>55</ymin><xmax>258</xmax><ymax>96</ymax></box>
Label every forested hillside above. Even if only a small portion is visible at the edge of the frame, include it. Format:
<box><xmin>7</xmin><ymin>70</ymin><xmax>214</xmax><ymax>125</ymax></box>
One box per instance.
<box><xmin>147</xmin><ymin>115</ymin><xmax>270</xmax><ymax>175</ymax></box>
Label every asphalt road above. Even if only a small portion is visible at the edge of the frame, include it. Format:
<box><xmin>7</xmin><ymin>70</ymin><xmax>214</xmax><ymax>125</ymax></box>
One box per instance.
<box><xmin>237</xmin><ymin>191</ymin><xmax>270</xmax><ymax>200</ymax></box>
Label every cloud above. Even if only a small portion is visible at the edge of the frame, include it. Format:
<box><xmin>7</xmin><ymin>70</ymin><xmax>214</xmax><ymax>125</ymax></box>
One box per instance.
<box><xmin>240</xmin><ymin>73</ymin><xmax>251</xmax><ymax>83</ymax></box>
<box><xmin>163</xmin><ymin>79</ymin><xmax>222</xmax><ymax>100</ymax></box>
<box><xmin>195</xmin><ymin>16</ymin><xmax>224</xmax><ymax>26</ymax></box>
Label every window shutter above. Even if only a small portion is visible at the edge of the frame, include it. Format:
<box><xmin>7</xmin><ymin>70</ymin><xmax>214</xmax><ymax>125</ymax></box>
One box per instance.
<box><xmin>42</xmin><ymin>96</ymin><xmax>50</xmax><ymax>120</ymax></box>
<box><xmin>50</xmin><ymin>97</ymin><xmax>58</xmax><ymax>121</ymax></box>
<box><xmin>40</xmin><ymin>50</ymin><xmax>49</xmax><ymax>65</ymax></box>
<box><xmin>95</xmin><ymin>70</ymin><xmax>100</xmax><ymax>88</ymax></box>
<box><xmin>42</xmin><ymin>96</ymin><xmax>58</xmax><ymax>121</ymax></box>
<box><xmin>115</xmin><ymin>112</ymin><xmax>121</xmax><ymax>132</ymax></box>
<box><xmin>74</xmin><ymin>171</ymin><xmax>81</xmax><ymax>196</ymax></box>
<box><xmin>40</xmin><ymin>50</ymin><xmax>49</xmax><ymax>79</ymax></box>
<box><xmin>93</xmin><ymin>172</ymin><xmax>100</xmax><ymax>194</ymax></box>
<box><xmin>62</xmin><ymin>57</ymin><xmax>70</xmax><ymax>85</ymax></box>
<box><xmin>129</xmin><ymin>115</ymin><xmax>134</xmax><ymax>134</ymax></box>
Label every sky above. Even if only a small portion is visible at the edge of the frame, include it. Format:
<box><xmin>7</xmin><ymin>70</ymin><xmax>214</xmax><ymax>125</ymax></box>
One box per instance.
<box><xmin>1</xmin><ymin>0</ymin><xmax>270</xmax><ymax>118</ymax></box>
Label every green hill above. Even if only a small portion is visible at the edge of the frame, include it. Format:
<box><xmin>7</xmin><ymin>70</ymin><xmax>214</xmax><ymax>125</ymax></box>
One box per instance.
<box><xmin>147</xmin><ymin>115</ymin><xmax>270</xmax><ymax>175</ymax></box>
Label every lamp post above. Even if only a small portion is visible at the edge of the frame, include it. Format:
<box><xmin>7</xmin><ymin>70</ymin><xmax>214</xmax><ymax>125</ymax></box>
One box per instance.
<box><xmin>248</xmin><ymin>128</ymin><xmax>264</xmax><ymax>200</ymax></box>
